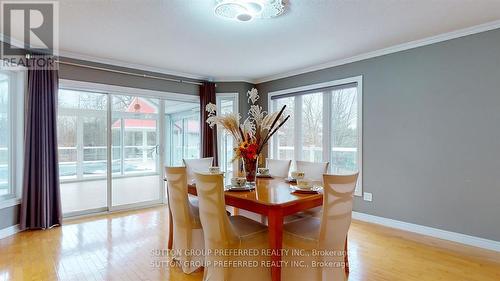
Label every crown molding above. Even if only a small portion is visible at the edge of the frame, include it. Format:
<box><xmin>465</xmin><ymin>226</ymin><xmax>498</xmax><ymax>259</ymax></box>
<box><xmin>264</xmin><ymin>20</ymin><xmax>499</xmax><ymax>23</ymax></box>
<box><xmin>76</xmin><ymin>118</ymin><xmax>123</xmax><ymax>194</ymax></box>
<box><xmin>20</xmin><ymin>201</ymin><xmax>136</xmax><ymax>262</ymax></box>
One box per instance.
<box><xmin>254</xmin><ymin>19</ymin><xmax>500</xmax><ymax>84</ymax></box>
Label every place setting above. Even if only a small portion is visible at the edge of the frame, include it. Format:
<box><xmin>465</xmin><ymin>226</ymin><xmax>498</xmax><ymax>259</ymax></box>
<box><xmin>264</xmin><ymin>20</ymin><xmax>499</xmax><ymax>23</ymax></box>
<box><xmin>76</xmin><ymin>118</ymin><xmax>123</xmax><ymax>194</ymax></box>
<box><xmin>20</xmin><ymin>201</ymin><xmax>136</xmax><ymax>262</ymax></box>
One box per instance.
<box><xmin>285</xmin><ymin>171</ymin><xmax>323</xmax><ymax>194</ymax></box>
<box><xmin>256</xmin><ymin>167</ymin><xmax>273</xmax><ymax>179</ymax></box>
<box><xmin>289</xmin><ymin>179</ymin><xmax>323</xmax><ymax>194</ymax></box>
<box><xmin>285</xmin><ymin>171</ymin><xmax>304</xmax><ymax>183</ymax></box>
<box><xmin>225</xmin><ymin>177</ymin><xmax>255</xmax><ymax>191</ymax></box>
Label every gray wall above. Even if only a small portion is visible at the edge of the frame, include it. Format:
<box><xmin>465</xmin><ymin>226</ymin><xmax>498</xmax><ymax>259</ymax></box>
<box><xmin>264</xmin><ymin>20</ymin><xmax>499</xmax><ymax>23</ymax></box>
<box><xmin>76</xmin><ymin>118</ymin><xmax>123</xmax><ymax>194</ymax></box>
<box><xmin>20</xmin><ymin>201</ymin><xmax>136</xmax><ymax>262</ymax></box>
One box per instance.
<box><xmin>257</xmin><ymin>29</ymin><xmax>500</xmax><ymax>241</ymax></box>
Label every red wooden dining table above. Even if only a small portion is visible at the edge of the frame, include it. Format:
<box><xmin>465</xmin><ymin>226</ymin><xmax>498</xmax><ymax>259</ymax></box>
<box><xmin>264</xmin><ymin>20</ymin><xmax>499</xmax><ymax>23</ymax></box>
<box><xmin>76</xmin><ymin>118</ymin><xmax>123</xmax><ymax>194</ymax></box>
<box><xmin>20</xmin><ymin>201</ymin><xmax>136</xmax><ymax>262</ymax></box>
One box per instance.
<box><xmin>167</xmin><ymin>177</ymin><xmax>323</xmax><ymax>281</ymax></box>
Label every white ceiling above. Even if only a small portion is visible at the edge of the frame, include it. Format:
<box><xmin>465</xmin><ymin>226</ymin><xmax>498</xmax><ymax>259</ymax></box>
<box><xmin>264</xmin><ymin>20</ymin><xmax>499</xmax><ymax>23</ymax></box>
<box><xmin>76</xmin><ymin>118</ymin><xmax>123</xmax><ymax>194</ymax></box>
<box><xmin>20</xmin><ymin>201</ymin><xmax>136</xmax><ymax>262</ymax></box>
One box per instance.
<box><xmin>55</xmin><ymin>0</ymin><xmax>500</xmax><ymax>82</ymax></box>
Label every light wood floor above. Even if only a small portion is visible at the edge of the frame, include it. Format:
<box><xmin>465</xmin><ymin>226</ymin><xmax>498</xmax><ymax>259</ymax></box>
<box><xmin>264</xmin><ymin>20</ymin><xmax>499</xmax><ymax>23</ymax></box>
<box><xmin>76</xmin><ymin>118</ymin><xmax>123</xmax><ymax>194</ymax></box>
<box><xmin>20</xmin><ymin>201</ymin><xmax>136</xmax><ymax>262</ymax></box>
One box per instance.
<box><xmin>0</xmin><ymin>207</ymin><xmax>499</xmax><ymax>281</ymax></box>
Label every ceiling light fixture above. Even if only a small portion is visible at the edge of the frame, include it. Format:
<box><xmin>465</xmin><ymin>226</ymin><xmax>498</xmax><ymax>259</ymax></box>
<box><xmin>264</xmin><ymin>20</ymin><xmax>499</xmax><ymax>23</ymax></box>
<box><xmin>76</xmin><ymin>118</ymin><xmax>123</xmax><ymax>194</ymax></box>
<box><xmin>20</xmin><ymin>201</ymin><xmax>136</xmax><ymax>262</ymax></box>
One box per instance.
<box><xmin>214</xmin><ymin>0</ymin><xmax>285</xmax><ymax>22</ymax></box>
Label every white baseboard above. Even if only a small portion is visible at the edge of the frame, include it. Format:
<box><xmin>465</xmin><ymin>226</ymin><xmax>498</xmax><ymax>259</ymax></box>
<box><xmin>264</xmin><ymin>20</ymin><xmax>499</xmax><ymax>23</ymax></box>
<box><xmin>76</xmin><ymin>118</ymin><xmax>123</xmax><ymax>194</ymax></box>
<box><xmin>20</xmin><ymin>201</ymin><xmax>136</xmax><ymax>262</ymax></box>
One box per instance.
<box><xmin>0</xmin><ymin>224</ymin><xmax>20</xmax><ymax>240</ymax></box>
<box><xmin>352</xmin><ymin>212</ymin><xmax>500</xmax><ymax>252</ymax></box>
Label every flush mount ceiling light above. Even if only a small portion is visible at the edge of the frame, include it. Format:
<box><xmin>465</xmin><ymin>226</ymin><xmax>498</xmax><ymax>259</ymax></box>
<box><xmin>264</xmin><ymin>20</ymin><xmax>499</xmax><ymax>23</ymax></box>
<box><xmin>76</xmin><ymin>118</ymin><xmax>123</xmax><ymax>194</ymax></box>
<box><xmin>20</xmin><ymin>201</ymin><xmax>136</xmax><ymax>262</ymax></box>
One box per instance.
<box><xmin>215</xmin><ymin>0</ymin><xmax>285</xmax><ymax>22</ymax></box>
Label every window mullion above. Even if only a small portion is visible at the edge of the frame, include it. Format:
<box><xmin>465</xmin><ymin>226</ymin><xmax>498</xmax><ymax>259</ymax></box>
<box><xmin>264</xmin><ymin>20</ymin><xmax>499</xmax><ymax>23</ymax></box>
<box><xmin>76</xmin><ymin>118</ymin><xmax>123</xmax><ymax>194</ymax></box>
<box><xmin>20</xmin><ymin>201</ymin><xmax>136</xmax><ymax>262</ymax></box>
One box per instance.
<box><xmin>323</xmin><ymin>92</ymin><xmax>332</xmax><ymax>170</ymax></box>
<box><xmin>120</xmin><ymin>117</ymin><xmax>125</xmax><ymax>176</ymax></box>
<box><xmin>76</xmin><ymin>116</ymin><xmax>84</xmax><ymax>180</ymax></box>
<box><xmin>106</xmin><ymin>94</ymin><xmax>112</xmax><ymax>210</ymax></box>
<box><xmin>294</xmin><ymin>96</ymin><xmax>302</xmax><ymax>161</ymax></box>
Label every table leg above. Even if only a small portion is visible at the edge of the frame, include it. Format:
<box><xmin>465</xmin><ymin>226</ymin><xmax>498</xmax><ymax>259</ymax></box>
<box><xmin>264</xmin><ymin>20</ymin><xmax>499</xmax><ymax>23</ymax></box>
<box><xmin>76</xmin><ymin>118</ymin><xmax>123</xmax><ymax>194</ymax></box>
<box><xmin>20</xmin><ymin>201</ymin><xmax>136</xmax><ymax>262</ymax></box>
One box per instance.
<box><xmin>268</xmin><ymin>210</ymin><xmax>284</xmax><ymax>281</ymax></box>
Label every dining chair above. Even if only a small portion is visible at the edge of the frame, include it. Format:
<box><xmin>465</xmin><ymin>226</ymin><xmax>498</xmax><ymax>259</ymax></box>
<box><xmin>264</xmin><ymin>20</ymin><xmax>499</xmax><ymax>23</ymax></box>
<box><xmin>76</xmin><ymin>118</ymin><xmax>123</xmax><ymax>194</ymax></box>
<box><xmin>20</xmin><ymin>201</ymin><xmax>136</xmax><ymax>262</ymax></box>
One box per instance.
<box><xmin>266</xmin><ymin>159</ymin><xmax>291</xmax><ymax>178</ymax></box>
<box><xmin>165</xmin><ymin>167</ymin><xmax>204</xmax><ymax>274</ymax></box>
<box><xmin>183</xmin><ymin>157</ymin><xmax>213</xmax><ymax>183</ymax></box>
<box><xmin>295</xmin><ymin>160</ymin><xmax>329</xmax><ymax>182</ymax></box>
<box><xmin>282</xmin><ymin>173</ymin><xmax>359</xmax><ymax>281</ymax></box>
<box><xmin>194</xmin><ymin>172</ymin><xmax>271</xmax><ymax>281</ymax></box>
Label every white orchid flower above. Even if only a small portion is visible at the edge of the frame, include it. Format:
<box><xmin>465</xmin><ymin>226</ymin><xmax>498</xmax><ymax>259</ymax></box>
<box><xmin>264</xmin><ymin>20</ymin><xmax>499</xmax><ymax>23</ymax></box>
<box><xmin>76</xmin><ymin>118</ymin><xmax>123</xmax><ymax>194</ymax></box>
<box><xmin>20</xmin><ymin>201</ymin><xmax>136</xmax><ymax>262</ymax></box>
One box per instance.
<box><xmin>247</xmin><ymin>88</ymin><xmax>259</xmax><ymax>104</ymax></box>
<box><xmin>205</xmin><ymin>102</ymin><xmax>217</xmax><ymax>115</ymax></box>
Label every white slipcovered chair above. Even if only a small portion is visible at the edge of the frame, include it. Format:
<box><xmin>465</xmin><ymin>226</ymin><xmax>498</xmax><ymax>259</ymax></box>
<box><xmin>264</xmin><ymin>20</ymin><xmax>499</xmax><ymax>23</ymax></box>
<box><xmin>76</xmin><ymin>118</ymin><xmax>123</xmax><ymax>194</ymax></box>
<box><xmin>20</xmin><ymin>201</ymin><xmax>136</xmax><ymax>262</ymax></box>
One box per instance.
<box><xmin>194</xmin><ymin>172</ymin><xmax>271</xmax><ymax>281</ymax></box>
<box><xmin>282</xmin><ymin>173</ymin><xmax>359</xmax><ymax>281</ymax></box>
<box><xmin>183</xmin><ymin>157</ymin><xmax>213</xmax><ymax>183</ymax></box>
<box><xmin>295</xmin><ymin>160</ymin><xmax>329</xmax><ymax>182</ymax></box>
<box><xmin>266</xmin><ymin>159</ymin><xmax>291</xmax><ymax>178</ymax></box>
<box><xmin>164</xmin><ymin>167</ymin><xmax>204</xmax><ymax>274</ymax></box>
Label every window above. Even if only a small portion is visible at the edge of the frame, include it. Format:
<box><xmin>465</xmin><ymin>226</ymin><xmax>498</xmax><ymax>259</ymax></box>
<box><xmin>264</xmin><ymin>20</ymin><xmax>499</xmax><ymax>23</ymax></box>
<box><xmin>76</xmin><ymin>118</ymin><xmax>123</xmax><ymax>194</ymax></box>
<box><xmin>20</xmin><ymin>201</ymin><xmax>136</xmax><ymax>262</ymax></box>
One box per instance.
<box><xmin>216</xmin><ymin>93</ymin><xmax>239</xmax><ymax>178</ymax></box>
<box><xmin>270</xmin><ymin>76</ymin><xmax>363</xmax><ymax>195</ymax></box>
<box><xmin>0</xmin><ymin>69</ymin><xmax>23</xmax><ymax>204</ymax></box>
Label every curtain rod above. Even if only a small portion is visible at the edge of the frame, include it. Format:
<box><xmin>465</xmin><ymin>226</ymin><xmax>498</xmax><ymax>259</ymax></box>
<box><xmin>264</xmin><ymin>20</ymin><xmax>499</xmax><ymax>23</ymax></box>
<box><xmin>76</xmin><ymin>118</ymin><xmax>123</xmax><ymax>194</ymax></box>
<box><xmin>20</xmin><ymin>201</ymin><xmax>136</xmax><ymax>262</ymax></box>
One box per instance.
<box><xmin>57</xmin><ymin>60</ymin><xmax>205</xmax><ymax>86</ymax></box>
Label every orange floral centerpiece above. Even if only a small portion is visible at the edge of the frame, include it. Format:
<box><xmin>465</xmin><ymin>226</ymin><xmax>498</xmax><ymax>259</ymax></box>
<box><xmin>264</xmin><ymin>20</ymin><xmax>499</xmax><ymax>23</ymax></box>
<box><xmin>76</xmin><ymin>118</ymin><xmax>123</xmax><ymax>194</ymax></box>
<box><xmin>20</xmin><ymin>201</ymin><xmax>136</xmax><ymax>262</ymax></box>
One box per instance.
<box><xmin>206</xmin><ymin>88</ymin><xmax>289</xmax><ymax>184</ymax></box>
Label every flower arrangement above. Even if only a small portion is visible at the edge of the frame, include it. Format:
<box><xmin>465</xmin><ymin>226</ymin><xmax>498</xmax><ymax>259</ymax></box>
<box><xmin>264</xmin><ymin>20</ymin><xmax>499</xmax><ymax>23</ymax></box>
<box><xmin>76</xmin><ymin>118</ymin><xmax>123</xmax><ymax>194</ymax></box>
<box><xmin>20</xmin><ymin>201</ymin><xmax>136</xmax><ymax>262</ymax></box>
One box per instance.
<box><xmin>206</xmin><ymin>88</ymin><xmax>290</xmax><ymax>183</ymax></box>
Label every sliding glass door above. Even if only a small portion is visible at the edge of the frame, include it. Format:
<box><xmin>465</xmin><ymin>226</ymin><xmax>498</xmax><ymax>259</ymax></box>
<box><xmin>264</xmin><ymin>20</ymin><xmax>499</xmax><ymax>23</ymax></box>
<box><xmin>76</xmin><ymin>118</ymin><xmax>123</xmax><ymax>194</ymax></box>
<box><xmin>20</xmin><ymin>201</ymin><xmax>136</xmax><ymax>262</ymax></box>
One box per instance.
<box><xmin>58</xmin><ymin>89</ymin><xmax>108</xmax><ymax>215</ymax></box>
<box><xmin>111</xmin><ymin>95</ymin><xmax>162</xmax><ymax>209</ymax></box>
<box><xmin>58</xmin><ymin>82</ymin><xmax>201</xmax><ymax>216</ymax></box>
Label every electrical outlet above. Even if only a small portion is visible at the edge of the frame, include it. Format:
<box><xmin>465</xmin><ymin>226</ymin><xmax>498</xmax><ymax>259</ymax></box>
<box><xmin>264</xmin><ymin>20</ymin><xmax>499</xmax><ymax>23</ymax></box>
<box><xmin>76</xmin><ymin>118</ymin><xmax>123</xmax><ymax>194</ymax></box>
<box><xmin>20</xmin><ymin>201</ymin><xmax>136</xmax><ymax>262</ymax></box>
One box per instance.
<box><xmin>363</xmin><ymin>192</ymin><xmax>373</xmax><ymax>202</ymax></box>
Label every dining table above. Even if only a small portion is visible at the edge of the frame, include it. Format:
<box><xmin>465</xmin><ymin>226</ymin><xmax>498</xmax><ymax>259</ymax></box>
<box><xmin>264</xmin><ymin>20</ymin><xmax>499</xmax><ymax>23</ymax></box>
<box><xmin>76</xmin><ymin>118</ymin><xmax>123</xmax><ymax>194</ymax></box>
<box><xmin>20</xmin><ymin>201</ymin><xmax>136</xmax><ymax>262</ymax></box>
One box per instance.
<box><xmin>167</xmin><ymin>176</ymin><xmax>323</xmax><ymax>281</ymax></box>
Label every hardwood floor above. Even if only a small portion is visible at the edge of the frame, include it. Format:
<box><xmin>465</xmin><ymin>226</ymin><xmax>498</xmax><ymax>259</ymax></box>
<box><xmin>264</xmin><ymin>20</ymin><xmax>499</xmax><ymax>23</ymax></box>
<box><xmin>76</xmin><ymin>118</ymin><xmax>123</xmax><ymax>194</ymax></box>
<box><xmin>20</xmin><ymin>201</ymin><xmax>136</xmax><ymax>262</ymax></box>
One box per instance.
<box><xmin>0</xmin><ymin>206</ymin><xmax>498</xmax><ymax>281</ymax></box>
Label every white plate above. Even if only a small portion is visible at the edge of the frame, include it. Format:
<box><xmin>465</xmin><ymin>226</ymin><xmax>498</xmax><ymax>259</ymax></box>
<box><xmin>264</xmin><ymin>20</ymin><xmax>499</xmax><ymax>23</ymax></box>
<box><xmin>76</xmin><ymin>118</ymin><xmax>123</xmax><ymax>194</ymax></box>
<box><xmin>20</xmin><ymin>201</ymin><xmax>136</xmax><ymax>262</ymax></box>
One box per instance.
<box><xmin>225</xmin><ymin>185</ymin><xmax>255</xmax><ymax>192</ymax></box>
<box><xmin>290</xmin><ymin>185</ymin><xmax>323</xmax><ymax>194</ymax></box>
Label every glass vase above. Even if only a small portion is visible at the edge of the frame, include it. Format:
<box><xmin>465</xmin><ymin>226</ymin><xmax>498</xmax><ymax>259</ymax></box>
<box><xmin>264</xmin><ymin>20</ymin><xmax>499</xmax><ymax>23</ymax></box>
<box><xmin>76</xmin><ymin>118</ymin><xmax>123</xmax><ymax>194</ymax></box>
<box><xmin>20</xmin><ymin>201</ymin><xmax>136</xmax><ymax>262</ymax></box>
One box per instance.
<box><xmin>242</xmin><ymin>157</ymin><xmax>258</xmax><ymax>186</ymax></box>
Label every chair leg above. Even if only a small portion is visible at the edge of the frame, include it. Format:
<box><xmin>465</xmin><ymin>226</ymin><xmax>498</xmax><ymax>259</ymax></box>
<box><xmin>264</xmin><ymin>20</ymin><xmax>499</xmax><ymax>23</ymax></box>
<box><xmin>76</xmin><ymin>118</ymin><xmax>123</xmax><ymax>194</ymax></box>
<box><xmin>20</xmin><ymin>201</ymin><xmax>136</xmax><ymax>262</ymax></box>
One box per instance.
<box><xmin>344</xmin><ymin>236</ymin><xmax>349</xmax><ymax>274</ymax></box>
<box><xmin>168</xmin><ymin>206</ymin><xmax>173</xmax><ymax>250</ymax></box>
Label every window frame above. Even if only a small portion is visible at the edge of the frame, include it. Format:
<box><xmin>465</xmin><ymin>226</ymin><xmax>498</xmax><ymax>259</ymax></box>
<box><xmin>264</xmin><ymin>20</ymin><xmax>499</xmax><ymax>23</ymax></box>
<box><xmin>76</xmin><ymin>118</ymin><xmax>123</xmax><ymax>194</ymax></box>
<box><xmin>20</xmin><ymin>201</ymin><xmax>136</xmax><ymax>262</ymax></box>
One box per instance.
<box><xmin>268</xmin><ymin>76</ymin><xmax>363</xmax><ymax>196</ymax></box>
<box><xmin>0</xmin><ymin>68</ymin><xmax>25</xmax><ymax>208</ymax></box>
<box><xmin>216</xmin><ymin>92</ymin><xmax>239</xmax><ymax>176</ymax></box>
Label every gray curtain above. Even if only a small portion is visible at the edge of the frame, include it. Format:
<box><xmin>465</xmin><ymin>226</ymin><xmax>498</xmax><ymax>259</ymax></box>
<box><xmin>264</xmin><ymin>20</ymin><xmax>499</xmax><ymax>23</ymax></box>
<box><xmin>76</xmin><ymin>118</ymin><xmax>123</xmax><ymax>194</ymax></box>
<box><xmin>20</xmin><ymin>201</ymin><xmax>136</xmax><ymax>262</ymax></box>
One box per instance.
<box><xmin>20</xmin><ymin>67</ymin><xmax>62</xmax><ymax>230</ymax></box>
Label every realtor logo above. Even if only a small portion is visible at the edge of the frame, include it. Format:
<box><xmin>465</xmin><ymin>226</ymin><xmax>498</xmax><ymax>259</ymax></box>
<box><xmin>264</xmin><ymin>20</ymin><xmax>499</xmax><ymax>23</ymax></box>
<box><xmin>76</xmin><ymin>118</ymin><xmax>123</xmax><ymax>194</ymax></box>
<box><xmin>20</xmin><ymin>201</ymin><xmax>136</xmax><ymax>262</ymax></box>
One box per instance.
<box><xmin>1</xmin><ymin>1</ymin><xmax>59</xmax><ymax>57</ymax></box>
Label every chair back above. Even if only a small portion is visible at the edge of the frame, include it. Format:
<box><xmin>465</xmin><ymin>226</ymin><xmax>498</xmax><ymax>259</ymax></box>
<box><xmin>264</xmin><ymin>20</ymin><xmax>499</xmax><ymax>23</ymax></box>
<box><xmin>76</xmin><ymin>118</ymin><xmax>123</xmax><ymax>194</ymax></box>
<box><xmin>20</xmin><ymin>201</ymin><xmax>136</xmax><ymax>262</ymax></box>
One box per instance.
<box><xmin>319</xmin><ymin>173</ymin><xmax>358</xmax><ymax>280</ymax></box>
<box><xmin>266</xmin><ymin>159</ymin><xmax>291</xmax><ymax>178</ymax></box>
<box><xmin>183</xmin><ymin>157</ymin><xmax>213</xmax><ymax>182</ymax></box>
<box><xmin>195</xmin><ymin>172</ymin><xmax>238</xmax><ymax>248</ymax></box>
<box><xmin>319</xmin><ymin>173</ymin><xmax>358</xmax><ymax>251</ymax></box>
<box><xmin>295</xmin><ymin>160</ymin><xmax>329</xmax><ymax>181</ymax></box>
<box><xmin>164</xmin><ymin>167</ymin><xmax>195</xmax><ymax>250</ymax></box>
<box><xmin>195</xmin><ymin>172</ymin><xmax>238</xmax><ymax>280</ymax></box>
